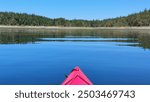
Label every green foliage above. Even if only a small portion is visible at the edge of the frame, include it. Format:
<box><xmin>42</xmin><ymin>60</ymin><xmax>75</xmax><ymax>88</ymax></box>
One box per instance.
<box><xmin>0</xmin><ymin>9</ymin><xmax>150</xmax><ymax>27</ymax></box>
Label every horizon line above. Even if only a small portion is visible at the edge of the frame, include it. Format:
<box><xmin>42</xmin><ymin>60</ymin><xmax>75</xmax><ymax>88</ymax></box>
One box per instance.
<box><xmin>0</xmin><ymin>9</ymin><xmax>149</xmax><ymax>21</ymax></box>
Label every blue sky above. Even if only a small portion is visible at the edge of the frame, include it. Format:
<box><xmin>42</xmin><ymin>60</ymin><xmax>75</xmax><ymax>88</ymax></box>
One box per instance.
<box><xmin>0</xmin><ymin>0</ymin><xmax>150</xmax><ymax>20</ymax></box>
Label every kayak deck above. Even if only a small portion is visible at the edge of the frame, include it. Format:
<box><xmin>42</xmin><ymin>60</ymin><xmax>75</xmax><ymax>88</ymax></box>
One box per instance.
<box><xmin>62</xmin><ymin>66</ymin><xmax>93</xmax><ymax>85</ymax></box>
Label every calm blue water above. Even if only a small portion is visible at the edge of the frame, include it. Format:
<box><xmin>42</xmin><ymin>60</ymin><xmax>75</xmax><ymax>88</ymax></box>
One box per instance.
<box><xmin>0</xmin><ymin>29</ymin><xmax>150</xmax><ymax>85</ymax></box>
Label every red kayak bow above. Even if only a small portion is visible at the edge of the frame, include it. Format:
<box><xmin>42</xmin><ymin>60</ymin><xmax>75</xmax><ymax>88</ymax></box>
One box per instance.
<box><xmin>62</xmin><ymin>66</ymin><xmax>93</xmax><ymax>85</ymax></box>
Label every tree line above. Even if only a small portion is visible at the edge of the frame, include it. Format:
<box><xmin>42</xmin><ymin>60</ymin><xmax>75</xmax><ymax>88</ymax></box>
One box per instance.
<box><xmin>0</xmin><ymin>9</ymin><xmax>150</xmax><ymax>27</ymax></box>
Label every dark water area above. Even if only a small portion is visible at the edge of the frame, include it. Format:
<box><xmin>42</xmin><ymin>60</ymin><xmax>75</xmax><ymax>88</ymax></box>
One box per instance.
<box><xmin>0</xmin><ymin>29</ymin><xmax>150</xmax><ymax>85</ymax></box>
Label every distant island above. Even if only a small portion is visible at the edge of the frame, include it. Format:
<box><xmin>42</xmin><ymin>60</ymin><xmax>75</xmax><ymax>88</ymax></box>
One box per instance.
<box><xmin>0</xmin><ymin>9</ymin><xmax>150</xmax><ymax>27</ymax></box>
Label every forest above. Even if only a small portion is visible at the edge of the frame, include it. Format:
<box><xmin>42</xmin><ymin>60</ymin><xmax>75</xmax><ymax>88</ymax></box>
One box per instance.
<box><xmin>0</xmin><ymin>9</ymin><xmax>150</xmax><ymax>27</ymax></box>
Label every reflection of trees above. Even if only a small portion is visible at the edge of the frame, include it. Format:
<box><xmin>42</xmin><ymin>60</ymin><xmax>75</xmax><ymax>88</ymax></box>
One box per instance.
<box><xmin>0</xmin><ymin>32</ymin><xmax>36</xmax><ymax>44</ymax></box>
<box><xmin>0</xmin><ymin>29</ymin><xmax>150</xmax><ymax>49</ymax></box>
<box><xmin>138</xmin><ymin>35</ymin><xmax>150</xmax><ymax>50</ymax></box>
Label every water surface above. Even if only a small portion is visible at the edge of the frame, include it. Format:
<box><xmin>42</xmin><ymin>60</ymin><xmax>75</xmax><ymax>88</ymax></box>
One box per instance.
<box><xmin>0</xmin><ymin>29</ymin><xmax>150</xmax><ymax>85</ymax></box>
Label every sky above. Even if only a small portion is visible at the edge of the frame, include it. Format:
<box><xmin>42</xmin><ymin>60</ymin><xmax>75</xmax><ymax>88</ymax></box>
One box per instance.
<box><xmin>0</xmin><ymin>0</ymin><xmax>150</xmax><ymax>20</ymax></box>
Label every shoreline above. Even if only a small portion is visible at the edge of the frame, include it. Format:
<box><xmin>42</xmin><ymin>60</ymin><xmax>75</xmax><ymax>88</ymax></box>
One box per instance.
<box><xmin>0</xmin><ymin>25</ymin><xmax>150</xmax><ymax>30</ymax></box>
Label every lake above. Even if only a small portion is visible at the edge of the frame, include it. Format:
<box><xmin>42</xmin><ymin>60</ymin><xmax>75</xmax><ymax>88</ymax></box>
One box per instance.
<box><xmin>0</xmin><ymin>28</ymin><xmax>150</xmax><ymax>85</ymax></box>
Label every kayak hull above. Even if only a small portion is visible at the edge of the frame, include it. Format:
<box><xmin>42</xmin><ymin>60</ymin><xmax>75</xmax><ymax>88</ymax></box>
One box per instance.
<box><xmin>62</xmin><ymin>66</ymin><xmax>93</xmax><ymax>85</ymax></box>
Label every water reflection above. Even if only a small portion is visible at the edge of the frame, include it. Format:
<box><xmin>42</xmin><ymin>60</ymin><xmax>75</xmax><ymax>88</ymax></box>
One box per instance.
<box><xmin>0</xmin><ymin>29</ymin><xmax>150</xmax><ymax>49</ymax></box>
<box><xmin>0</xmin><ymin>29</ymin><xmax>150</xmax><ymax>85</ymax></box>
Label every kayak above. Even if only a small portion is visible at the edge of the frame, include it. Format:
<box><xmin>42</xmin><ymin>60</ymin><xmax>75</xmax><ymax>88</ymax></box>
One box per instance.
<box><xmin>62</xmin><ymin>66</ymin><xmax>93</xmax><ymax>85</ymax></box>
